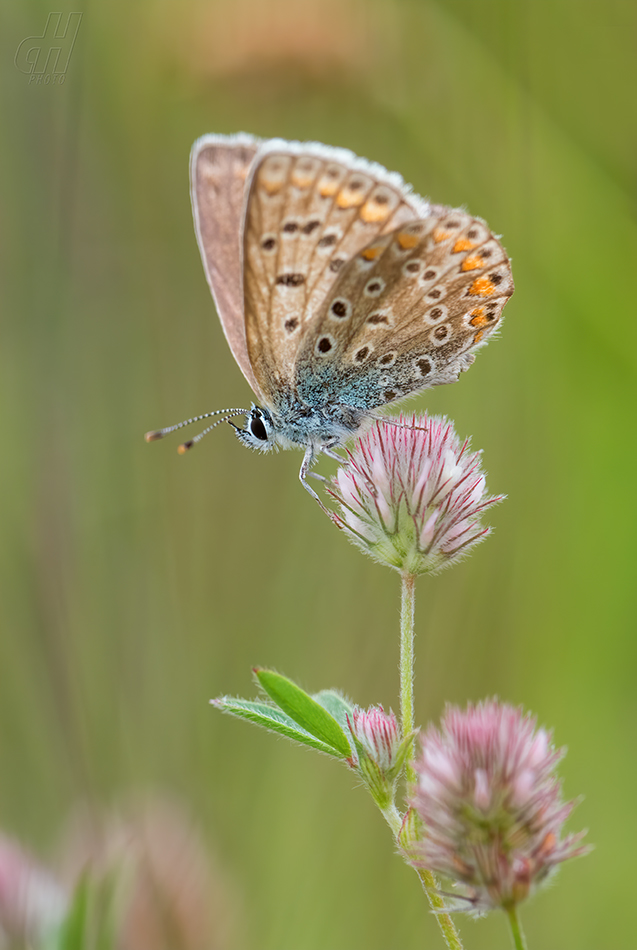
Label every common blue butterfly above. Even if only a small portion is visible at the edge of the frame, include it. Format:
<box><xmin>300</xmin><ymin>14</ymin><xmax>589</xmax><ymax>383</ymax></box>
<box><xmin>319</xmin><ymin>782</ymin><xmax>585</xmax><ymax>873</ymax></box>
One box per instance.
<box><xmin>146</xmin><ymin>134</ymin><xmax>513</xmax><ymax>501</ymax></box>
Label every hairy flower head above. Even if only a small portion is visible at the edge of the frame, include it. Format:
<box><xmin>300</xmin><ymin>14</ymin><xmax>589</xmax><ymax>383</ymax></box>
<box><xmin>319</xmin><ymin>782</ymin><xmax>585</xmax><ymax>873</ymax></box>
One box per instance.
<box><xmin>326</xmin><ymin>414</ymin><xmax>502</xmax><ymax>574</ymax></box>
<box><xmin>410</xmin><ymin>700</ymin><xmax>588</xmax><ymax>913</ymax></box>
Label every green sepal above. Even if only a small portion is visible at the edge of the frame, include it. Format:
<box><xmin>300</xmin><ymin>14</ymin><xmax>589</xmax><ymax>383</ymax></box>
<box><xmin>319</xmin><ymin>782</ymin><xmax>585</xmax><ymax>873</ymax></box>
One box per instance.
<box><xmin>346</xmin><ymin>731</ymin><xmax>392</xmax><ymax>807</ymax></box>
<box><xmin>388</xmin><ymin>730</ymin><xmax>418</xmax><ymax>783</ymax></box>
<box><xmin>211</xmin><ymin>696</ymin><xmax>342</xmax><ymax>758</ymax></box>
<box><xmin>254</xmin><ymin>670</ymin><xmax>353</xmax><ymax>758</ymax></box>
<box><xmin>398</xmin><ymin>805</ymin><xmax>425</xmax><ymax>861</ymax></box>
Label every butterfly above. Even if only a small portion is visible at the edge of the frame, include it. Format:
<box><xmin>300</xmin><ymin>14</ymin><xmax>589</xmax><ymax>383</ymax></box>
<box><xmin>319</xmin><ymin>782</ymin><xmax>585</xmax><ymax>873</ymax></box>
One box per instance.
<box><xmin>146</xmin><ymin>134</ymin><xmax>514</xmax><ymax>502</ymax></box>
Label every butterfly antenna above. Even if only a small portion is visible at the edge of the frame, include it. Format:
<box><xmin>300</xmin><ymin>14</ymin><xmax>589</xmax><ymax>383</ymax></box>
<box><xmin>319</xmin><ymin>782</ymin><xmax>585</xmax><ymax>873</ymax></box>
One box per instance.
<box><xmin>145</xmin><ymin>408</ymin><xmax>249</xmax><ymax>452</ymax></box>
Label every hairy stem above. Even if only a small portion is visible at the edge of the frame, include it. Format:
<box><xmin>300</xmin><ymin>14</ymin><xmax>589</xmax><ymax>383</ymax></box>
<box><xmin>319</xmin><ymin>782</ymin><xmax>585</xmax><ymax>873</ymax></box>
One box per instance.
<box><xmin>506</xmin><ymin>906</ymin><xmax>528</xmax><ymax>950</ymax></box>
<box><xmin>400</xmin><ymin>572</ymin><xmax>416</xmax><ymax>784</ymax></box>
<box><xmin>397</xmin><ymin>572</ymin><xmax>464</xmax><ymax>950</ymax></box>
<box><xmin>416</xmin><ymin>869</ymin><xmax>464</xmax><ymax>950</ymax></box>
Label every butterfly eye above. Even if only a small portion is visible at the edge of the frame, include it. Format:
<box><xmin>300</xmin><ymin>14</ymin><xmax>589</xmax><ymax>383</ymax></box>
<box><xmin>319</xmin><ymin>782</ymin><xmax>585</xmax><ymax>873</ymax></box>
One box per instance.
<box><xmin>249</xmin><ymin>414</ymin><xmax>269</xmax><ymax>441</ymax></box>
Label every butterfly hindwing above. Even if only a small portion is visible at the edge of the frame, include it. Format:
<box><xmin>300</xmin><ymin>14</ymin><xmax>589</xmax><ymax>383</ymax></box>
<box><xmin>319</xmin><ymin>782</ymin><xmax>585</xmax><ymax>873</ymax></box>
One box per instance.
<box><xmin>242</xmin><ymin>142</ymin><xmax>430</xmax><ymax>406</ymax></box>
<box><xmin>191</xmin><ymin>133</ymin><xmax>262</xmax><ymax>397</ymax></box>
<box><xmin>293</xmin><ymin>210</ymin><xmax>514</xmax><ymax>410</ymax></box>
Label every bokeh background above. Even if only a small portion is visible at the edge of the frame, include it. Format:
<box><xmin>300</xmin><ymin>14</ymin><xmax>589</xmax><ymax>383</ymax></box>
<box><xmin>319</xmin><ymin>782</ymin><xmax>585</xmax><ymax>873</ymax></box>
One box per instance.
<box><xmin>2</xmin><ymin>1</ymin><xmax>636</xmax><ymax>947</ymax></box>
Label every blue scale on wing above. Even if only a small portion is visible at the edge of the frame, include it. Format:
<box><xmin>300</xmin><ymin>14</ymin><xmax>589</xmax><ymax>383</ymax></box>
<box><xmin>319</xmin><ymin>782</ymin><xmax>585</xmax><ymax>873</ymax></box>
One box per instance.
<box><xmin>293</xmin><ymin>212</ymin><xmax>514</xmax><ymax>411</ymax></box>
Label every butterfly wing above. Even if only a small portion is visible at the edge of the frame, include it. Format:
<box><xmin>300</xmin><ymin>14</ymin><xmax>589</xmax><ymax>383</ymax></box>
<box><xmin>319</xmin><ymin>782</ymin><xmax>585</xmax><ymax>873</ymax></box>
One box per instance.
<box><xmin>241</xmin><ymin>140</ymin><xmax>431</xmax><ymax>407</ymax></box>
<box><xmin>190</xmin><ymin>133</ymin><xmax>262</xmax><ymax>397</ymax></box>
<box><xmin>293</xmin><ymin>210</ymin><xmax>514</xmax><ymax>410</ymax></box>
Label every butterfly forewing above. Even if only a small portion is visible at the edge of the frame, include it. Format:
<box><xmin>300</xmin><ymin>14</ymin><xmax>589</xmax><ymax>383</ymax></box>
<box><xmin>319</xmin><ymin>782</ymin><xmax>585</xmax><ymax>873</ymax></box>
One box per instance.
<box><xmin>191</xmin><ymin>134</ymin><xmax>262</xmax><ymax>396</ymax></box>
<box><xmin>294</xmin><ymin>210</ymin><xmax>513</xmax><ymax>410</ymax></box>
<box><xmin>242</xmin><ymin>143</ymin><xmax>430</xmax><ymax>406</ymax></box>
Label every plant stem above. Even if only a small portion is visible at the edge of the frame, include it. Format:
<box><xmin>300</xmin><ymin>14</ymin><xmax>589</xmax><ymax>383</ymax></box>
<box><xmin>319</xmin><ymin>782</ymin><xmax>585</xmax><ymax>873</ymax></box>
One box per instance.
<box><xmin>506</xmin><ymin>906</ymin><xmax>528</xmax><ymax>950</ymax></box>
<box><xmin>380</xmin><ymin>802</ymin><xmax>403</xmax><ymax>836</ymax></box>
<box><xmin>380</xmin><ymin>806</ymin><xmax>463</xmax><ymax>950</ymax></box>
<box><xmin>397</xmin><ymin>572</ymin><xmax>464</xmax><ymax>950</ymax></box>
<box><xmin>400</xmin><ymin>571</ymin><xmax>416</xmax><ymax>784</ymax></box>
<box><xmin>416</xmin><ymin>868</ymin><xmax>464</xmax><ymax>950</ymax></box>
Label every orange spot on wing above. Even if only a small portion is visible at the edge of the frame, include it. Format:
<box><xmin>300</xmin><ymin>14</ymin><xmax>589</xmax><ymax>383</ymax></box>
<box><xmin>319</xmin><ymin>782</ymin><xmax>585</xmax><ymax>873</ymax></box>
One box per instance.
<box><xmin>453</xmin><ymin>238</ymin><xmax>476</xmax><ymax>253</ymax></box>
<box><xmin>361</xmin><ymin>245</ymin><xmax>384</xmax><ymax>260</ymax></box>
<box><xmin>397</xmin><ymin>232</ymin><xmax>419</xmax><ymax>250</ymax></box>
<box><xmin>259</xmin><ymin>172</ymin><xmax>284</xmax><ymax>195</ymax></box>
<box><xmin>473</xmin><ymin>330</ymin><xmax>485</xmax><ymax>343</ymax></box>
<box><xmin>461</xmin><ymin>255</ymin><xmax>485</xmax><ymax>272</ymax></box>
<box><xmin>292</xmin><ymin>171</ymin><xmax>314</xmax><ymax>188</ymax></box>
<box><xmin>433</xmin><ymin>229</ymin><xmax>452</xmax><ymax>243</ymax></box>
<box><xmin>361</xmin><ymin>202</ymin><xmax>389</xmax><ymax>223</ymax></box>
<box><xmin>468</xmin><ymin>276</ymin><xmax>496</xmax><ymax>296</ymax></box>
<box><xmin>319</xmin><ymin>181</ymin><xmax>339</xmax><ymax>197</ymax></box>
<box><xmin>469</xmin><ymin>307</ymin><xmax>488</xmax><ymax>327</ymax></box>
<box><xmin>258</xmin><ymin>164</ymin><xmax>286</xmax><ymax>195</ymax></box>
<box><xmin>336</xmin><ymin>190</ymin><xmax>364</xmax><ymax>209</ymax></box>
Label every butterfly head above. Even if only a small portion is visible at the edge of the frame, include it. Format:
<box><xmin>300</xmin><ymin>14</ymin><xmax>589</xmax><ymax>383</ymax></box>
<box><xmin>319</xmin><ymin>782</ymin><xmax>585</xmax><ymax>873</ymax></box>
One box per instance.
<box><xmin>230</xmin><ymin>404</ymin><xmax>278</xmax><ymax>453</ymax></box>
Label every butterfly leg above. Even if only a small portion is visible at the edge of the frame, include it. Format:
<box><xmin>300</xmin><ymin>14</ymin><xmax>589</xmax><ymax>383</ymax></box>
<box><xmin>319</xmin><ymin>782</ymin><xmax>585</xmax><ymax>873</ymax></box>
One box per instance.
<box><xmin>307</xmin><ymin>440</ymin><xmax>347</xmax><ymax>484</ymax></box>
<box><xmin>299</xmin><ymin>444</ymin><xmax>331</xmax><ymax>513</ymax></box>
<box><xmin>307</xmin><ymin>442</ymin><xmax>340</xmax><ymax>483</ymax></box>
<box><xmin>306</xmin><ymin>442</ymin><xmax>346</xmax><ymax>485</ymax></box>
<box><xmin>321</xmin><ymin>445</ymin><xmax>347</xmax><ymax>464</ymax></box>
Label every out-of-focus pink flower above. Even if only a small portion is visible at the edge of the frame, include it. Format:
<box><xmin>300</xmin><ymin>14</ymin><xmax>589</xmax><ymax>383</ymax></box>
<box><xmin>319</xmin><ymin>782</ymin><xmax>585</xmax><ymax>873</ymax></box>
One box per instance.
<box><xmin>63</xmin><ymin>798</ymin><xmax>235</xmax><ymax>950</ymax></box>
<box><xmin>0</xmin><ymin>835</ymin><xmax>67</xmax><ymax>943</ymax></box>
<box><xmin>326</xmin><ymin>414</ymin><xmax>502</xmax><ymax>574</ymax></box>
<box><xmin>410</xmin><ymin>700</ymin><xmax>589</xmax><ymax>913</ymax></box>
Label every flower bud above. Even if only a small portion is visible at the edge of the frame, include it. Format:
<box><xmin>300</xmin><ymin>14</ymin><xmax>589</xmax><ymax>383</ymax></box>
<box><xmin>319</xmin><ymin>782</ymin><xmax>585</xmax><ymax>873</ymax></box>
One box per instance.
<box><xmin>347</xmin><ymin>705</ymin><xmax>410</xmax><ymax>807</ymax></box>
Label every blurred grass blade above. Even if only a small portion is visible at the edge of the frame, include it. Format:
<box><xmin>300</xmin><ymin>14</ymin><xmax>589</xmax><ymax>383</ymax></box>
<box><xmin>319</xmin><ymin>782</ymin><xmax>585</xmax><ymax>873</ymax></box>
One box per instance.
<box><xmin>212</xmin><ymin>696</ymin><xmax>343</xmax><ymax>757</ymax></box>
<box><xmin>95</xmin><ymin>871</ymin><xmax>121</xmax><ymax>950</ymax></box>
<box><xmin>254</xmin><ymin>670</ymin><xmax>352</xmax><ymax>758</ymax></box>
<box><xmin>54</xmin><ymin>871</ymin><xmax>120</xmax><ymax>950</ymax></box>
<box><xmin>57</xmin><ymin>874</ymin><xmax>90</xmax><ymax>950</ymax></box>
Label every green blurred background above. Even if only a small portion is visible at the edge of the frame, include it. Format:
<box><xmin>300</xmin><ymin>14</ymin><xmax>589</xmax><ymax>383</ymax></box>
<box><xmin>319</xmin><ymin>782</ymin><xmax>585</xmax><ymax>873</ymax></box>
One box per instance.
<box><xmin>1</xmin><ymin>0</ymin><xmax>636</xmax><ymax>947</ymax></box>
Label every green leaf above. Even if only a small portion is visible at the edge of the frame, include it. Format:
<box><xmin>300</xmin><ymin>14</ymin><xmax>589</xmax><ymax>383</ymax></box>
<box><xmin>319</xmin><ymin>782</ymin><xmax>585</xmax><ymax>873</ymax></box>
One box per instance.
<box><xmin>212</xmin><ymin>697</ymin><xmax>342</xmax><ymax>757</ymax></box>
<box><xmin>312</xmin><ymin>689</ymin><xmax>354</xmax><ymax>734</ymax></box>
<box><xmin>254</xmin><ymin>670</ymin><xmax>352</xmax><ymax>758</ymax></box>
